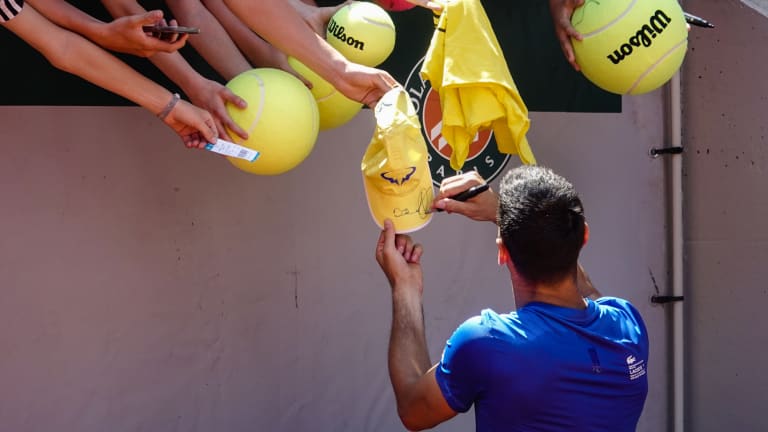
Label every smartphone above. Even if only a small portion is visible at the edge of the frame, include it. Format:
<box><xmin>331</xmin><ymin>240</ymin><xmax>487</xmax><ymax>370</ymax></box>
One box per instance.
<box><xmin>142</xmin><ymin>25</ymin><xmax>200</xmax><ymax>35</ymax></box>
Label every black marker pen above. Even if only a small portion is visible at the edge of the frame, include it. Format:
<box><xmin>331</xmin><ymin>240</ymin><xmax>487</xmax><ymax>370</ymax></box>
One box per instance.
<box><xmin>684</xmin><ymin>12</ymin><xmax>715</xmax><ymax>28</ymax></box>
<box><xmin>436</xmin><ymin>183</ymin><xmax>490</xmax><ymax>212</ymax></box>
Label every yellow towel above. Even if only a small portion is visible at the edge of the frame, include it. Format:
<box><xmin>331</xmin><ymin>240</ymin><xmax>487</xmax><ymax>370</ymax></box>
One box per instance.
<box><xmin>421</xmin><ymin>0</ymin><xmax>535</xmax><ymax>170</ymax></box>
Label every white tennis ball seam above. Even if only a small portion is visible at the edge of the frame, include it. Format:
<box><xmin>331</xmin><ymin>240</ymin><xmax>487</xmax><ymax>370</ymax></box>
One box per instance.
<box><xmin>350</xmin><ymin>3</ymin><xmax>394</xmax><ymax>30</ymax></box>
<box><xmin>243</xmin><ymin>70</ymin><xmax>266</xmax><ymax>137</ymax></box>
<box><xmin>625</xmin><ymin>38</ymin><xmax>687</xmax><ymax>94</ymax></box>
<box><xmin>316</xmin><ymin>90</ymin><xmax>339</xmax><ymax>103</ymax></box>
<box><xmin>360</xmin><ymin>15</ymin><xmax>395</xmax><ymax>30</ymax></box>
<box><xmin>578</xmin><ymin>0</ymin><xmax>637</xmax><ymax>38</ymax></box>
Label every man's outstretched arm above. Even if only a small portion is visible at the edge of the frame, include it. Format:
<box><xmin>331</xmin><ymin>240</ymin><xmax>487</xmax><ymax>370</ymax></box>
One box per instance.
<box><xmin>376</xmin><ymin>219</ymin><xmax>457</xmax><ymax>431</ymax></box>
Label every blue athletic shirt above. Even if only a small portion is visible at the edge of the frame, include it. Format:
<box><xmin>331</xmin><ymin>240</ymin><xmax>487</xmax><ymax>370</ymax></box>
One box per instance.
<box><xmin>436</xmin><ymin>297</ymin><xmax>649</xmax><ymax>432</ymax></box>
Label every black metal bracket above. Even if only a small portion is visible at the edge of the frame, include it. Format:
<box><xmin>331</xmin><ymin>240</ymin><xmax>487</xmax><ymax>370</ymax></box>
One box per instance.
<box><xmin>651</xmin><ymin>295</ymin><xmax>685</xmax><ymax>304</ymax></box>
<box><xmin>649</xmin><ymin>146</ymin><xmax>684</xmax><ymax>158</ymax></box>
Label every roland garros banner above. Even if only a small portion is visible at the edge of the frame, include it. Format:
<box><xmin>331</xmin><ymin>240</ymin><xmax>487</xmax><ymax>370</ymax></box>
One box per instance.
<box><xmin>374</xmin><ymin>1</ymin><xmax>619</xmax><ymax>184</ymax></box>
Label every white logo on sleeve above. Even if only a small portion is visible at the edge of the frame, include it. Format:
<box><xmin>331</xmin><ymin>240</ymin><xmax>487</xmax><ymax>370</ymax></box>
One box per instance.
<box><xmin>626</xmin><ymin>355</ymin><xmax>646</xmax><ymax>380</ymax></box>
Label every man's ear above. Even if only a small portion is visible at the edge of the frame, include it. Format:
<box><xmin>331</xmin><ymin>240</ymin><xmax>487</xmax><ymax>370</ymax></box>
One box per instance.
<box><xmin>497</xmin><ymin>237</ymin><xmax>510</xmax><ymax>266</ymax></box>
<box><xmin>583</xmin><ymin>222</ymin><xmax>590</xmax><ymax>247</ymax></box>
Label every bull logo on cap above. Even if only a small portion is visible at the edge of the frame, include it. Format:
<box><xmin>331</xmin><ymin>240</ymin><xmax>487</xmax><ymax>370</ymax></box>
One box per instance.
<box><xmin>381</xmin><ymin>167</ymin><xmax>417</xmax><ymax>186</ymax></box>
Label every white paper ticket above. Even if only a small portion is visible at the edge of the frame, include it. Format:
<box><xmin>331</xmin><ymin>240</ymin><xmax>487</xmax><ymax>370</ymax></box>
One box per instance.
<box><xmin>204</xmin><ymin>139</ymin><xmax>260</xmax><ymax>162</ymax></box>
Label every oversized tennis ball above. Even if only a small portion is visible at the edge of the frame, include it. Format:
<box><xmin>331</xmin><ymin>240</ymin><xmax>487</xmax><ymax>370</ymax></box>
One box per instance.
<box><xmin>287</xmin><ymin>57</ymin><xmax>364</xmax><ymax>131</ymax></box>
<box><xmin>326</xmin><ymin>1</ymin><xmax>396</xmax><ymax>67</ymax></box>
<box><xmin>374</xmin><ymin>0</ymin><xmax>416</xmax><ymax>12</ymax></box>
<box><xmin>224</xmin><ymin>68</ymin><xmax>319</xmax><ymax>175</ymax></box>
<box><xmin>571</xmin><ymin>0</ymin><xmax>688</xmax><ymax>95</ymax></box>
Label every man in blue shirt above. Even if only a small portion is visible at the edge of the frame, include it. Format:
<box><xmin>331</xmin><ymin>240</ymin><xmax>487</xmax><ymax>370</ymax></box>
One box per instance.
<box><xmin>375</xmin><ymin>165</ymin><xmax>649</xmax><ymax>431</ymax></box>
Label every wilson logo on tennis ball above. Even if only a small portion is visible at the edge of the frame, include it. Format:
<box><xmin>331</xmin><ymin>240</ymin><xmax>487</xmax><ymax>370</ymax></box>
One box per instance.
<box><xmin>326</xmin><ymin>2</ymin><xmax>395</xmax><ymax>67</ymax></box>
<box><xmin>608</xmin><ymin>9</ymin><xmax>673</xmax><ymax>65</ymax></box>
<box><xmin>327</xmin><ymin>18</ymin><xmax>365</xmax><ymax>51</ymax></box>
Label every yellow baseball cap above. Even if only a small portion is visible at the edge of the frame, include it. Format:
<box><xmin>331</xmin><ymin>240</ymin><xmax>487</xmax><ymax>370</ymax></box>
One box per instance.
<box><xmin>361</xmin><ymin>87</ymin><xmax>434</xmax><ymax>233</ymax></box>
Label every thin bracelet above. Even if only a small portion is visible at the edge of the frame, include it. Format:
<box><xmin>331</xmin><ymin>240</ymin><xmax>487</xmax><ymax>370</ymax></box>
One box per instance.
<box><xmin>157</xmin><ymin>93</ymin><xmax>181</xmax><ymax>120</ymax></box>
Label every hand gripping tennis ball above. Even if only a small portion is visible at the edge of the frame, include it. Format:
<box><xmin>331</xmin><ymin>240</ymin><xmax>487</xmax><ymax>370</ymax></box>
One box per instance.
<box><xmin>287</xmin><ymin>57</ymin><xmax>363</xmax><ymax>131</ymax></box>
<box><xmin>326</xmin><ymin>1</ymin><xmax>396</xmax><ymax>67</ymax></box>
<box><xmin>571</xmin><ymin>0</ymin><xmax>688</xmax><ymax>95</ymax></box>
<box><xmin>225</xmin><ymin>68</ymin><xmax>319</xmax><ymax>175</ymax></box>
<box><xmin>374</xmin><ymin>0</ymin><xmax>416</xmax><ymax>12</ymax></box>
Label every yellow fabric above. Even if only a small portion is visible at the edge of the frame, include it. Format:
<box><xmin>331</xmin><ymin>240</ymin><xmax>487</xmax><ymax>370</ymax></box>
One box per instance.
<box><xmin>421</xmin><ymin>0</ymin><xmax>535</xmax><ymax>170</ymax></box>
<box><xmin>361</xmin><ymin>87</ymin><xmax>434</xmax><ymax>233</ymax></box>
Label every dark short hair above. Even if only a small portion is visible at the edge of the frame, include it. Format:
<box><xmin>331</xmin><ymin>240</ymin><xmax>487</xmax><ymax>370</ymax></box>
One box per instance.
<box><xmin>497</xmin><ymin>166</ymin><xmax>585</xmax><ymax>284</ymax></box>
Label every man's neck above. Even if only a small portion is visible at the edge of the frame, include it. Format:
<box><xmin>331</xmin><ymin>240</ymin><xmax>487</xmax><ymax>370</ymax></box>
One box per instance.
<box><xmin>512</xmin><ymin>275</ymin><xmax>587</xmax><ymax>310</ymax></box>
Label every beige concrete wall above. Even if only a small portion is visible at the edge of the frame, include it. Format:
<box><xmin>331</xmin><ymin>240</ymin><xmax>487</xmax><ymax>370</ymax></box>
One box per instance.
<box><xmin>0</xmin><ymin>74</ymin><xmax>675</xmax><ymax>432</ymax></box>
<box><xmin>682</xmin><ymin>1</ymin><xmax>768</xmax><ymax>430</ymax></box>
<box><xmin>0</xmin><ymin>97</ymin><xmax>670</xmax><ymax>431</ymax></box>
